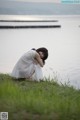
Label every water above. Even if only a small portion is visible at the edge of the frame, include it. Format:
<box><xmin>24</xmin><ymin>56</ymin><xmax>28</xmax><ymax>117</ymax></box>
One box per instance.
<box><xmin>0</xmin><ymin>15</ymin><xmax>80</xmax><ymax>89</ymax></box>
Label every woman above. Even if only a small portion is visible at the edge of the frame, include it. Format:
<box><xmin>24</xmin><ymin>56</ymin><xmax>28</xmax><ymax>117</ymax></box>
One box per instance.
<box><xmin>11</xmin><ymin>47</ymin><xmax>48</xmax><ymax>81</ymax></box>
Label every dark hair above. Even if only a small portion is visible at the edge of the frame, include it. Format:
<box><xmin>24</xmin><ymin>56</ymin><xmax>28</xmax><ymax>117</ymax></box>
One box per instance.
<box><xmin>36</xmin><ymin>47</ymin><xmax>48</xmax><ymax>60</ymax></box>
<box><xmin>32</xmin><ymin>47</ymin><xmax>48</xmax><ymax>64</ymax></box>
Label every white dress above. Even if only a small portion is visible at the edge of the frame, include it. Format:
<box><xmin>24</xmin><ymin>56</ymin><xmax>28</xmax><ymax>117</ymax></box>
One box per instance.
<box><xmin>11</xmin><ymin>50</ymin><xmax>43</xmax><ymax>81</ymax></box>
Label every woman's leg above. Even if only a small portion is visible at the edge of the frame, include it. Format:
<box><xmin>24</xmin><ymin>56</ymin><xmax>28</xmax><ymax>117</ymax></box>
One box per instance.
<box><xmin>31</xmin><ymin>64</ymin><xmax>43</xmax><ymax>81</ymax></box>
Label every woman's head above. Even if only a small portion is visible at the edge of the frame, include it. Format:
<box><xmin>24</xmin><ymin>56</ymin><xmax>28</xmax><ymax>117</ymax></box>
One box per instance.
<box><xmin>36</xmin><ymin>47</ymin><xmax>48</xmax><ymax>61</ymax></box>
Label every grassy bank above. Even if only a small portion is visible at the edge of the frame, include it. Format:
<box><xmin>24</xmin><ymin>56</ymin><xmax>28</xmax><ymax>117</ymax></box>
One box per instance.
<box><xmin>0</xmin><ymin>74</ymin><xmax>80</xmax><ymax>120</ymax></box>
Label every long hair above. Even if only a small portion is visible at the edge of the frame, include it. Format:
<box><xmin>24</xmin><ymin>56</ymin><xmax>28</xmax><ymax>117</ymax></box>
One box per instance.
<box><xmin>32</xmin><ymin>47</ymin><xmax>48</xmax><ymax>64</ymax></box>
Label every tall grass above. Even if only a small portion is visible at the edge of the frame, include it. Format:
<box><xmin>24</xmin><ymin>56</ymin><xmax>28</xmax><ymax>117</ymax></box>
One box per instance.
<box><xmin>0</xmin><ymin>74</ymin><xmax>80</xmax><ymax>120</ymax></box>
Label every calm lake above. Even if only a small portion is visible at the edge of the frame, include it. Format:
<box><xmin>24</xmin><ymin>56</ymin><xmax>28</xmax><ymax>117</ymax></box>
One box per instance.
<box><xmin>0</xmin><ymin>15</ymin><xmax>80</xmax><ymax>89</ymax></box>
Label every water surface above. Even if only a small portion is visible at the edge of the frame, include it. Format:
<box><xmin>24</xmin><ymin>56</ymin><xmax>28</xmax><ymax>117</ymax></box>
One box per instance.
<box><xmin>0</xmin><ymin>15</ymin><xmax>80</xmax><ymax>89</ymax></box>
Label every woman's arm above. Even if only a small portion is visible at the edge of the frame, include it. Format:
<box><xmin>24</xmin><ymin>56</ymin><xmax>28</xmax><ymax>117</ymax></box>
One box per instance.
<box><xmin>35</xmin><ymin>53</ymin><xmax>44</xmax><ymax>67</ymax></box>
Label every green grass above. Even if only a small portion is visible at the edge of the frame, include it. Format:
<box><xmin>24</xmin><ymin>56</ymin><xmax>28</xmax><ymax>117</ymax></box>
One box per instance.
<box><xmin>0</xmin><ymin>73</ymin><xmax>80</xmax><ymax>120</ymax></box>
